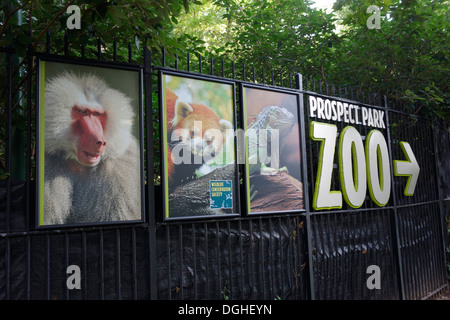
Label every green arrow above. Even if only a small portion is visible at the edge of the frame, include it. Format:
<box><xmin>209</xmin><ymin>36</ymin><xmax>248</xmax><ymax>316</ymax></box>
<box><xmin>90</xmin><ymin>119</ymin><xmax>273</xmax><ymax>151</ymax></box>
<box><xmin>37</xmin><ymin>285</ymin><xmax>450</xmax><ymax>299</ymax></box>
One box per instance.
<box><xmin>394</xmin><ymin>142</ymin><xmax>420</xmax><ymax>196</ymax></box>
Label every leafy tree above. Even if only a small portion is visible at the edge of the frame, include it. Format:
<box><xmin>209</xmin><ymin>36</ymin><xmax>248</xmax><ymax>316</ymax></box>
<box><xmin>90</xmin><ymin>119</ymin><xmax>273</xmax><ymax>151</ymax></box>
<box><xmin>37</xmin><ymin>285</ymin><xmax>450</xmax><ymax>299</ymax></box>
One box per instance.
<box><xmin>1</xmin><ymin>0</ymin><xmax>202</xmax><ymax>59</ymax></box>
<box><xmin>189</xmin><ymin>0</ymin><xmax>339</xmax><ymax>83</ymax></box>
<box><xmin>171</xmin><ymin>0</ymin><xmax>448</xmax><ymax>122</ymax></box>
<box><xmin>331</xmin><ymin>0</ymin><xmax>449</xmax><ymax>121</ymax></box>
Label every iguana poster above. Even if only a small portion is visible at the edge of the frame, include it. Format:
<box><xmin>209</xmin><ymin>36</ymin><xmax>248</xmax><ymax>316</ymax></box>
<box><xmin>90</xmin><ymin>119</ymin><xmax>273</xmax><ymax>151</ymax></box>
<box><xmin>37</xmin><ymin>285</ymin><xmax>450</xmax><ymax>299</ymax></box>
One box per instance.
<box><xmin>242</xmin><ymin>85</ymin><xmax>304</xmax><ymax>214</ymax></box>
<box><xmin>160</xmin><ymin>72</ymin><xmax>240</xmax><ymax>220</ymax></box>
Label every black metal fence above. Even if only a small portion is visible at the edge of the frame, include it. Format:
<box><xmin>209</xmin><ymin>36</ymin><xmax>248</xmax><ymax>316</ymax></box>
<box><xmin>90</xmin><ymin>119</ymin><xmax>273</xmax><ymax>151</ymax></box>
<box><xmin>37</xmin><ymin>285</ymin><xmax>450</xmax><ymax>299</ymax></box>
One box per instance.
<box><xmin>0</xmin><ymin>37</ymin><xmax>448</xmax><ymax>300</ymax></box>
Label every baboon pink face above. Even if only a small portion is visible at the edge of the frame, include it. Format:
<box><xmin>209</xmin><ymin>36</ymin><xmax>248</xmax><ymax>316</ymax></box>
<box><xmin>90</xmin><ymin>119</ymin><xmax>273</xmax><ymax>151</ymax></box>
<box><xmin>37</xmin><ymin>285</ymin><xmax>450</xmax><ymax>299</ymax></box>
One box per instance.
<box><xmin>71</xmin><ymin>105</ymin><xmax>108</xmax><ymax>166</ymax></box>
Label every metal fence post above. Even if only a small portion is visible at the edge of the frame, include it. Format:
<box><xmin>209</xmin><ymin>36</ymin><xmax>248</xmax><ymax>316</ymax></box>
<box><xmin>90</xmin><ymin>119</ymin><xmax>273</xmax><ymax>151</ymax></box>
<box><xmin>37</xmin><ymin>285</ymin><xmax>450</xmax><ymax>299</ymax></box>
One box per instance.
<box><xmin>296</xmin><ymin>73</ymin><xmax>315</xmax><ymax>300</ymax></box>
<box><xmin>383</xmin><ymin>95</ymin><xmax>405</xmax><ymax>299</ymax></box>
<box><xmin>431</xmin><ymin>118</ymin><xmax>449</xmax><ymax>290</ymax></box>
<box><xmin>144</xmin><ymin>44</ymin><xmax>157</xmax><ymax>299</ymax></box>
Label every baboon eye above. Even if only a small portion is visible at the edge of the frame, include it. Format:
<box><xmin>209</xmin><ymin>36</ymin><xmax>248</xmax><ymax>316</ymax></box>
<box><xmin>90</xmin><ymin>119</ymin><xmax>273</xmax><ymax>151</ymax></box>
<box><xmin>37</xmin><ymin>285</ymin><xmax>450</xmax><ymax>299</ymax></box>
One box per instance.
<box><xmin>76</xmin><ymin>108</ymin><xmax>88</xmax><ymax>115</ymax></box>
<box><xmin>93</xmin><ymin>112</ymin><xmax>101</xmax><ymax>117</ymax></box>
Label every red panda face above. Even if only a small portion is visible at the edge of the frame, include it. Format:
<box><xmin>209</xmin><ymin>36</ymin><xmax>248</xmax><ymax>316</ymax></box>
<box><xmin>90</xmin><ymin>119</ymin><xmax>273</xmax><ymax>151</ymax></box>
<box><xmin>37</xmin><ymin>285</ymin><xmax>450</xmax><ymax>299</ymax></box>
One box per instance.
<box><xmin>171</xmin><ymin>101</ymin><xmax>232</xmax><ymax>161</ymax></box>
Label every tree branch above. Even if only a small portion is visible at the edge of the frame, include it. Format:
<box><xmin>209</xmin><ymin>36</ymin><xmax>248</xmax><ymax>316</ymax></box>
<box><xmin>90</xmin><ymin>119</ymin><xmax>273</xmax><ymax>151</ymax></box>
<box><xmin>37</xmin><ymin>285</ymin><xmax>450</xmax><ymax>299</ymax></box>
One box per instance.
<box><xmin>0</xmin><ymin>0</ymin><xmax>31</xmax><ymax>39</ymax></box>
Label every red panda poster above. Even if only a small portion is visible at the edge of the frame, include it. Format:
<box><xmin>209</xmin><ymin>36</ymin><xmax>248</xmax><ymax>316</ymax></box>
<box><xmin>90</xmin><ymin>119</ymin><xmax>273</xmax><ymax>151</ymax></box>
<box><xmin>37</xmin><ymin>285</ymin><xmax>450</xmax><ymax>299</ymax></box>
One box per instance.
<box><xmin>161</xmin><ymin>73</ymin><xmax>239</xmax><ymax>219</ymax></box>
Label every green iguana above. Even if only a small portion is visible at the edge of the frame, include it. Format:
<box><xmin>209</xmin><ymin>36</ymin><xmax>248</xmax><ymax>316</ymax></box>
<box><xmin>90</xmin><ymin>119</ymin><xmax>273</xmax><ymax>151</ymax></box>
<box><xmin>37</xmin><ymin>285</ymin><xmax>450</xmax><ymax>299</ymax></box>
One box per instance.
<box><xmin>247</xmin><ymin>105</ymin><xmax>295</xmax><ymax>176</ymax></box>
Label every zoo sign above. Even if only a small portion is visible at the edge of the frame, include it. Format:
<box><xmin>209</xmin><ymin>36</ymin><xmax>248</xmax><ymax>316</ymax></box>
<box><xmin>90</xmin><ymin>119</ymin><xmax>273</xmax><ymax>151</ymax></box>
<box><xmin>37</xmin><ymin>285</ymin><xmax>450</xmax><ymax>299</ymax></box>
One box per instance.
<box><xmin>307</xmin><ymin>95</ymin><xmax>420</xmax><ymax>211</ymax></box>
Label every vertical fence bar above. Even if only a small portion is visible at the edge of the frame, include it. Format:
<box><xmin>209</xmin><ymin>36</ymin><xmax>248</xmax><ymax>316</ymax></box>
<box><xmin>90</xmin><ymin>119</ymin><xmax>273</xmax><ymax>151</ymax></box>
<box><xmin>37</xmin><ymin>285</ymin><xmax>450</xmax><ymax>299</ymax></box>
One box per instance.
<box><xmin>113</xmin><ymin>39</ymin><xmax>117</xmax><ymax>61</ymax></box>
<box><xmin>65</xmin><ymin>233</ymin><xmax>69</xmax><ymax>300</ymax></box>
<box><xmin>420</xmin><ymin>204</ymin><xmax>430</xmax><ymax>296</ymax></box>
<box><xmin>222</xmin><ymin>222</ymin><xmax>228</xmax><ymax>298</ymax></box>
<box><xmin>404</xmin><ymin>205</ymin><xmax>415</xmax><ymax>299</ymax></box>
<box><xmin>97</xmin><ymin>37</ymin><xmax>101</xmax><ymax>60</ymax></box>
<box><xmin>45</xmin><ymin>31</ymin><xmax>50</xmax><ymax>53</ymax></box>
<box><xmin>187</xmin><ymin>52</ymin><xmax>190</xmax><ymax>72</ymax></box>
<box><xmin>267</xmin><ymin>218</ymin><xmax>274</xmax><ymax>297</ymax></box>
<box><xmin>162</xmin><ymin>47</ymin><xmax>166</xmax><ymax>67</ymax></box>
<box><xmin>165</xmin><ymin>226</ymin><xmax>172</xmax><ymax>299</ymax></box>
<box><xmin>432</xmin><ymin>119</ymin><xmax>449</xmax><ymax>292</ymax></box>
<box><xmin>277</xmin><ymin>217</ymin><xmax>285</xmax><ymax>297</ymax></box>
<box><xmin>238</xmin><ymin>220</ymin><xmax>245</xmax><ymax>298</ymax></box>
<box><xmin>204</xmin><ymin>222</ymin><xmax>209</xmax><ymax>298</ymax></box>
<box><xmin>26</xmin><ymin>236</ymin><xmax>31</xmax><ymax>299</ymax></box>
<box><xmin>178</xmin><ymin>225</ymin><xmax>184</xmax><ymax>299</ymax></box>
<box><xmin>384</xmin><ymin>95</ymin><xmax>405</xmax><ymax>299</ymax></box>
<box><xmin>248</xmin><ymin>219</ymin><xmax>254</xmax><ymax>299</ymax></box>
<box><xmin>99</xmin><ymin>230</ymin><xmax>104</xmax><ymax>300</ymax></box>
<box><xmin>131</xmin><ymin>228</ymin><xmax>137</xmax><ymax>300</ymax></box>
<box><xmin>25</xmin><ymin>25</ymin><xmax>33</xmax><ymax>231</ymax></box>
<box><xmin>296</xmin><ymin>72</ymin><xmax>315</xmax><ymax>300</ymax></box>
<box><xmin>192</xmin><ymin>223</ymin><xmax>197</xmax><ymax>299</ymax></box>
<box><xmin>210</xmin><ymin>57</ymin><xmax>214</xmax><ymax>76</ymax></box>
<box><xmin>5</xmin><ymin>237</ymin><xmax>10</xmax><ymax>299</ymax></box>
<box><xmin>116</xmin><ymin>229</ymin><xmax>121</xmax><ymax>299</ymax></box>
<box><xmin>327</xmin><ymin>213</ymin><xmax>335</xmax><ymax>299</ymax></box>
<box><xmin>82</xmin><ymin>231</ymin><xmax>87</xmax><ymax>299</ymax></box>
<box><xmin>46</xmin><ymin>234</ymin><xmax>50</xmax><ymax>299</ymax></box>
<box><xmin>5</xmin><ymin>51</ymin><xmax>12</xmax><ymax>233</ymax></box>
<box><xmin>144</xmin><ymin>44</ymin><xmax>157</xmax><ymax>300</ymax></box>
<box><xmin>64</xmin><ymin>31</ymin><xmax>68</xmax><ymax>56</ymax></box>
<box><xmin>258</xmin><ymin>217</ymin><xmax>265</xmax><ymax>298</ymax></box>
<box><xmin>128</xmin><ymin>42</ymin><xmax>132</xmax><ymax>63</ymax></box>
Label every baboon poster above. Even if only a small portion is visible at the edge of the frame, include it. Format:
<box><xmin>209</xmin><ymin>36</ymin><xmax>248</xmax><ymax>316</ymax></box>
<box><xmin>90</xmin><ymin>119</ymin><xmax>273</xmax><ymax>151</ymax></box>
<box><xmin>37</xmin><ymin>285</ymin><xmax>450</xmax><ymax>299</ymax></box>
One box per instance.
<box><xmin>37</xmin><ymin>60</ymin><xmax>144</xmax><ymax>227</ymax></box>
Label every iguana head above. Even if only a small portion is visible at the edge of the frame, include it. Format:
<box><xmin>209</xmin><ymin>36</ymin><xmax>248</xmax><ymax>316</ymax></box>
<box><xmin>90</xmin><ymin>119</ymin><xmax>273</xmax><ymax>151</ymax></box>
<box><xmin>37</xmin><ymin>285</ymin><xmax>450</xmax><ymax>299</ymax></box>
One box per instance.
<box><xmin>250</xmin><ymin>105</ymin><xmax>295</xmax><ymax>140</ymax></box>
<box><xmin>247</xmin><ymin>105</ymin><xmax>295</xmax><ymax>175</ymax></box>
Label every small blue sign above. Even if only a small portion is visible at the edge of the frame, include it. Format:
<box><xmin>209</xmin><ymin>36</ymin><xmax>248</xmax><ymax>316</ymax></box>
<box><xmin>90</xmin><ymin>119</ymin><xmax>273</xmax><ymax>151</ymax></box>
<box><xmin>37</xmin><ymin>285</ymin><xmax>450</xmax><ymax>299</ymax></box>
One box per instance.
<box><xmin>210</xmin><ymin>180</ymin><xmax>233</xmax><ymax>209</ymax></box>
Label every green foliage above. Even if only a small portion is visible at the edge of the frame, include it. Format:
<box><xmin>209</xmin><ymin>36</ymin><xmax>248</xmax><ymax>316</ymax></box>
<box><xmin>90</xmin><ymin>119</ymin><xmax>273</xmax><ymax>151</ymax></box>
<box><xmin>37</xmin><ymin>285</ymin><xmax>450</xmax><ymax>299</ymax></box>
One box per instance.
<box><xmin>170</xmin><ymin>0</ymin><xmax>448</xmax><ymax>123</ymax></box>
<box><xmin>0</xmin><ymin>1</ymin><xmax>201</xmax><ymax>62</ymax></box>
<box><xmin>329</xmin><ymin>0</ymin><xmax>449</xmax><ymax>121</ymax></box>
<box><xmin>188</xmin><ymin>0</ymin><xmax>339</xmax><ymax>81</ymax></box>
